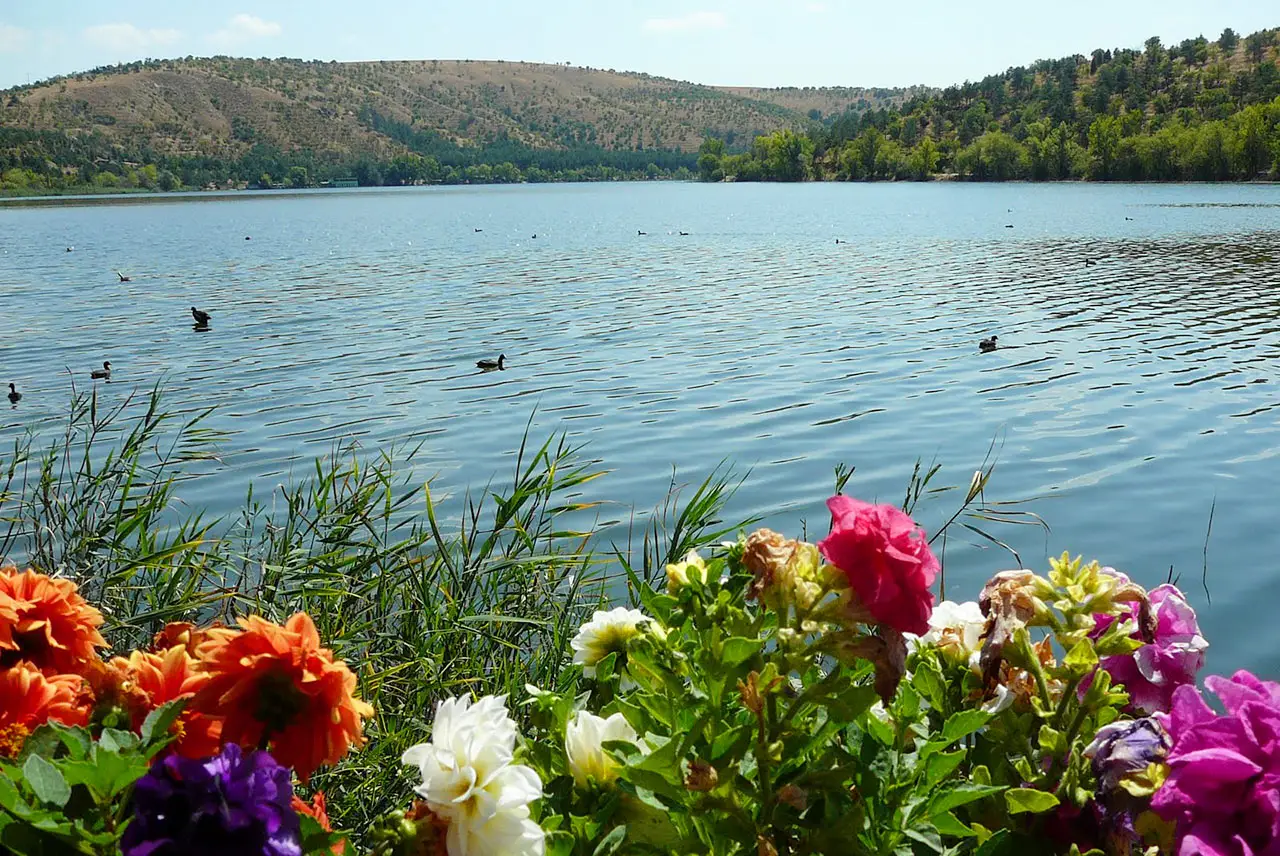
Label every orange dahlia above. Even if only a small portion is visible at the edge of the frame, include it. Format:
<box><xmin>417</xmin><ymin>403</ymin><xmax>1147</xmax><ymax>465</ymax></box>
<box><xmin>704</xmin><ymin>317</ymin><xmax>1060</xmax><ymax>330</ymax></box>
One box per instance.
<box><xmin>0</xmin><ymin>567</ymin><xmax>107</xmax><ymax>673</ymax></box>
<box><xmin>150</xmin><ymin>620</ymin><xmax>223</xmax><ymax>656</ymax></box>
<box><xmin>292</xmin><ymin>792</ymin><xmax>346</xmax><ymax>854</ymax></box>
<box><xmin>0</xmin><ymin>661</ymin><xmax>88</xmax><ymax>757</ymax></box>
<box><xmin>193</xmin><ymin>612</ymin><xmax>373</xmax><ymax>781</ymax></box>
<box><xmin>106</xmin><ymin>646</ymin><xmax>224</xmax><ymax>758</ymax></box>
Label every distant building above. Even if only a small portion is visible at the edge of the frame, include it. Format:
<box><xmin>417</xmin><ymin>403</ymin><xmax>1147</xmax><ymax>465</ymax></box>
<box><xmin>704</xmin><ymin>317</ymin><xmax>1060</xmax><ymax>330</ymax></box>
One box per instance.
<box><xmin>332</xmin><ymin>178</ymin><xmax>359</xmax><ymax>188</ymax></box>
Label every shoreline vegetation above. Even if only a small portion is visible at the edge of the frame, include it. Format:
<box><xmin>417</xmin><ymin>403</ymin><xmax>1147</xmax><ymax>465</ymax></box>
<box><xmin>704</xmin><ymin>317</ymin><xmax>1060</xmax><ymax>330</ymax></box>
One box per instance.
<box><xmin>0</xmin><ymin>389</ymin><xmax>1038</xmax><ymax>835</ymax></box>
<box><xmin>0</xmin><ymin>390</ymin><xmax>1253</xmax><ymax>855</ymax></box>
<box><xmin>4</xmin><ymin>27</ymin><xmax>1280</xmax><ymax>197</ymax></box>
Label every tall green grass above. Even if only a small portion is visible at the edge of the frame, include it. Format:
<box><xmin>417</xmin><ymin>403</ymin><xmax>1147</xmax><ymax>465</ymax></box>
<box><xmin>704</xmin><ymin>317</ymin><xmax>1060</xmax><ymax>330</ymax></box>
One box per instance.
<box><xmin>0</xmin><ymin>388</ymin><xmax>1043</xmax><ymax>833</ymax></box>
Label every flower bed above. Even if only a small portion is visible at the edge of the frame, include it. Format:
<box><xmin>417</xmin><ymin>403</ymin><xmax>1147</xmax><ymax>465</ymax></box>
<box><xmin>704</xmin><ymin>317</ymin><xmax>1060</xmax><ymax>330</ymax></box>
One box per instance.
<box><xmin>0</xmin><ymin>494</ymin><xmax>1250</xmax><ymax>855</ymax></box>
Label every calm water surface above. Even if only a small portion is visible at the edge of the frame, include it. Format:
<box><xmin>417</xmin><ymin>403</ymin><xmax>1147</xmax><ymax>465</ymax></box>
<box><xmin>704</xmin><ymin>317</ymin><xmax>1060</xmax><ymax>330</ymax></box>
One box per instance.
<box><xmin>1</xmin><ymin>182</ymin><xmax>1279</xmax><ymax>675</ymax></box>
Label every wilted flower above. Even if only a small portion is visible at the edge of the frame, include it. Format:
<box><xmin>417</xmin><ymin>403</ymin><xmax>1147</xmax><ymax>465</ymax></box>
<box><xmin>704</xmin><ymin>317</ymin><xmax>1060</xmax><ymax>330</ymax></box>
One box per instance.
<box><xmin>1151</xmin><ymin>672</ymin><xmax>1280</xmax><ymax>856</ymax></box>
<box><xmin>666</xmin><ymin>550</ymin><xmax>708</xmax><ymax>593</ymax></box>
<box><xmin>121</xmin><ymin>744</ymin><xmax>301</xmax><ymax>856</ymax></box>
<box><xmin>977</xmin><ymin>569</ymin><xmax>1050</xmax><ymax>687</ymax></box>
<box><xmin>193</xmin><ymin>612</ymin><xmax>373</xmax><ymax>781</ymax></box>
<box><xmin>818</xmin><ymin>496</ymin><xmax>938</xmax><ymax>636</ymax></box>
<box><xmin>832</xmin><ymin>627</ymin><xmax>908</xmax><ymax>703</ymax></box>
<box><xmin>105</xmin><ymin>646</ymin><xmax>223</xmax><ymax>757</ymax></box>
<box><xmin>1084</xmin><ymin>718</ymin><xmax>1171</xmax><ymax>795</ymax></box>
<box><xmin>685</xmin><ymin>759</ymin><xmax>719</xmax><ymax>792</ymax></box>
<box><xmin>402</xmin><ymin>695</ymin><xmax>544</xmax><ymax>856</ymax></box>
<box><xmin>570</xmin><ymin>607</ymin><xmax>657</xmax><ymax>686</ymax></box>
<box><xmin>777</xmin><ymin>783</ymin><xmax>808</xmax><ymax>812</ymax></box>
<box><xmin>909</xmin><ymin>600</ymin><xmax>986</xmax><ymax>667</ymax></box>
<box><xmin>0</xmin><ymin>661</ymin><xmax>87</xmax><ymax>757</ymax></box>
<box><xmin>565</xmin><ymin>710</ymin><xmax>638</xmax><ymax>790</ymax></box>
<box><xmin>1093</xmin><ymin>583</ymin><xmax>1206</xmax><ymax>714</ymax></box>
<box><xmin>0</xmin><ymin>567</ymin><xmax>107</xmax><ymax>673</ymax></box>
<box><xmin>742</xmin><ymin>529</ymin><xmax>829</xmax><ymax>610</ymax></box>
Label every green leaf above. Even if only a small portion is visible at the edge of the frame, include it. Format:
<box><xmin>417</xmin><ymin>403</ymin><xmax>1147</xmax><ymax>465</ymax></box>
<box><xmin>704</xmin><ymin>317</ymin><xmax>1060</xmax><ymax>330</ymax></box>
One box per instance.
<box><xmin>97</xmin><ymin>728</ymin><xmax>140</xmax><ymax>754</ymax></box>
<box><xmin>941</xmin><ymin>710</ymin><xmax>991</xmax><ymax>745</ymax></box>
<box><xmin>1005</xmin><ymin>787</ymin><xmax>1061</xmax><ymax>815</ymax></box>
<box><xmin>545</xmin><ymin>830</ymin><xmax>576</xmax><ymax>856</ymax></box>
<box><xmin>1063</xmin><ymin>640</ymin><xmax>1099</xmax><ymax>677</ymax></box>
<box><xmin>924</xmin><ymin>749</ymin><xmax>965</xmax><ymax>787</ymax></box>
<box><xmin>141</xmin><ymin>698</ymin><xmax>188</xmax><ymax>745</ymax></box>
<box><xmin>932</xmin><ymin>811</ymin><xmax>974</xmax><ymax>838</ymax></box>
<box><xmin>912</xmin><ymin>657</ymin><xmax>948</xmax><ymax>711</ymax></box>
<box><xmin>23</xmin><ymin>755</ymin><xmax>70</xmax><ymax>808</ymax></box>
<box><xmin>592</xmin><ymin>824</ymin><xmax>627</xmax><ymax>856</ymax></box>
<box><xmin>929</xmin><ymin>783</ymin><xmax>1004</xmax><ymax>816</ymax></box>
<box><xmin>719</xmin><ymin>637</ymin><xmax>762</xmax><ymax>669</ymax></box>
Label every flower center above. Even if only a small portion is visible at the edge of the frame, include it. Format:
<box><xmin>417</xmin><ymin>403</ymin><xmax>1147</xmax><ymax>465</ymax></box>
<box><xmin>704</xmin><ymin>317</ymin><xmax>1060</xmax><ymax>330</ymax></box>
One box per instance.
<box><xmin>0</xmin><ymin>724</ymin><xmax>30</xmax><ymax>758</ymax></box>
<box><xmin>253</xmin><ymin>667</ymin><xmax>310</xmax><ymax>735</ymax></box>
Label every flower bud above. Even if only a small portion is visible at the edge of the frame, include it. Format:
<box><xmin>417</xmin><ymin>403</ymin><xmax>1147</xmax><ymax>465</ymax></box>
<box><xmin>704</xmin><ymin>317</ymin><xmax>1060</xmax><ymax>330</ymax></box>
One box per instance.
<box><xmin>665</xmin><ymin>550</ymin><xmax>708</xmax><ymax>593</ymax></box>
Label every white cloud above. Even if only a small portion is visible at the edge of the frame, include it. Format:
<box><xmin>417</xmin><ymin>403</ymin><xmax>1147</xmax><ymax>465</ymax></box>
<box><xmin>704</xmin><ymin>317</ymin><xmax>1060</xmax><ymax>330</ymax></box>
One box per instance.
<box><xmin>208</xmin><ymin>13</ymin><xmax>283</xmax><ymax>48</ymax></box>
<box><xmin>642</xmin><ymin>11</ymin><xmax>727</xmax><ymax>35</ymax></box>
<box><xmin>0</xmin><ymin>23</ymin><xmax>31</xmax><ymax>53</ymax></box>
<box><xmin>84</xmin><ymin>23</ymin><xmax>182</xmax><ymax>51</ymax></box>
<box><xmin>804</xmin><ymin>2</ymin><xmax>828</xmax><ymax>13</ymax></box>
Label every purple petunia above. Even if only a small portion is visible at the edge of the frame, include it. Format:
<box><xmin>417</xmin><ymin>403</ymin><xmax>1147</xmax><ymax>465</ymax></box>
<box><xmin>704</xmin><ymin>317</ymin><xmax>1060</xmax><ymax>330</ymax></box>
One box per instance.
<box><xmin>1093</xmin><ymin>580</ymin><xmax>1207</xmax><ymax>714</ymax></box>
<box><xmin>1084</xmin><ymin>717</ymin><xmax>1171</xmax><ymax>793</ymax></box>
<box><xmin>1152</xmin><ymin>671</ymin><xmax>1280</xmax><ymax>856</ymax></box>
<box><xmin>122</xmin><ymin>744</ymin><xmax>302</xmax><ymax>856</ymax></box>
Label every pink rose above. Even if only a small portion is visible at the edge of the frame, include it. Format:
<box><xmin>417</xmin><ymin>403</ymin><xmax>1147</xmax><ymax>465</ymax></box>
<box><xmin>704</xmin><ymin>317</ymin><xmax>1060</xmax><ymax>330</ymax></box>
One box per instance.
<box><xmin>818</xmin><ymin>496</ymin><xmax>938</xmax><ymax>635</ymax></box>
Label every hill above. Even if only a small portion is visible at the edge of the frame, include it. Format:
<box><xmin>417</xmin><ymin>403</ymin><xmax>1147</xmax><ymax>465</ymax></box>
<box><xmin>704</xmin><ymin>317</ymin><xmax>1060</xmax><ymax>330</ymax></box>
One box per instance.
<box><xmin>0</xmin><ymin>58</ymin><xmax>915</xmax><ymax>193</ymax></box>
<box><xmin>697</xmin><ymin>26</ymin><xmax>1280</xmax><ymax>182</ymax></box>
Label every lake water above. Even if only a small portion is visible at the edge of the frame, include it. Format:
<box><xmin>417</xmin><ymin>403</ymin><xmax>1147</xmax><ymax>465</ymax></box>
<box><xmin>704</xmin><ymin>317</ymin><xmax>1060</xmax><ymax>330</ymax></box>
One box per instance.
<box><xmin>2</xmin><ymin>181</ymin><xmax>1279</xmax><ymax>677</ymax></box>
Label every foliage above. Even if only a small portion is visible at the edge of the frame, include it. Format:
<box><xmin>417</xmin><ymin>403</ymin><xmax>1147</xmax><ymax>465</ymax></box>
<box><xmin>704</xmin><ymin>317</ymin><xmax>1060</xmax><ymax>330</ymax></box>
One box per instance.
<box><xmin>696</xmin><ymin>25</ymin><xmax>1280</xmax><ymax>183</ymax></box>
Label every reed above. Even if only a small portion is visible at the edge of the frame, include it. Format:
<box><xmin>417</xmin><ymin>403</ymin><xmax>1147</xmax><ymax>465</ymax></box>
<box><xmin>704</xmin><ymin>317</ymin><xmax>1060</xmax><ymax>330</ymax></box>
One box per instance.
<box><xmin>0</xmin><ymin>387</ymin><xmax>1042</xmax><ymax>833</ymax></box>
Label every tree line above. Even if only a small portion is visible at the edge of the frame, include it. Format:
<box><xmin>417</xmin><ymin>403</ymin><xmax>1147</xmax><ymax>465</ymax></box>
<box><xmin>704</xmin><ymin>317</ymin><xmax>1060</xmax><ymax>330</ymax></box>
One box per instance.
<box><xmin>697</xmin><ymin>27</ymin><xmax>1280</xmax><ymax>183</ymax></box>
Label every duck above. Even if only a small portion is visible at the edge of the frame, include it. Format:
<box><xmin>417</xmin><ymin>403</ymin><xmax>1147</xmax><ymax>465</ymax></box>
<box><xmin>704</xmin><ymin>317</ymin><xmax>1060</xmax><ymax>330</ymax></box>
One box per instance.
<box><xmin>1004</xmin><ymin>224</ymin><xmax>1014</xmax><ymax>229</ymax></box>
<box><xmin>116</xmin><ymin>271</ymin><xmax>131</xmax><ymax>282</ymax></box>
<box><xmin>91</xmin><ymin>361</ymin><xmax>112</xmax><ymax>379</ymax></box>
<box><xmin>1085</xmin><ymin>258</ymin><xmax>1098</xmax><ymax>267</ymax></box>
<box><xmin>637</xmin><ymin>230</ymin><xmax>647</xmax><ymax>236</ymax></box>
<box><xmin>474</xmin><ymin>228</ymin><xmax>483</xmax><ymax>233</ymax></box>
<box><xmin>531</xmin><ymin>234</ymin><xmax>537</xmax><ymax>240</ymax></box>
<box><xmin>1125</xmin><ymin>216</ymin><xmax>1134</xmax><ymax>221</ymax></box>
<box><xmin>191</xmin><ymin>306</ymin><xmax>211</xmax><ymax>326</ymax></box>
<box><xmin>7</xmin><ymin>383</ymin><xmax>20</xmax><ymax>404</ymax></box>
<box><xmin>65</xmin><ymin>246</ymin><xmax>74</xmax><ymax>253</ymax></box>
<box><xmin>477</xmin><ymin>354</ymin><xmax>506</xmax><ymax>371</ymax></box>
<box><xmin>835</xmin><ymin>239</ymin><xmax>845</xmax><ymax>245</ymax></box>
<box><xmin>979</xmin><ymin>336</ymin><xmax>998</xmax><ymax>353</ymax></box>
<box><xmin>679</xmin><ymin>231</ymin><xmax>690</xmax><ymax>236</ymax></box>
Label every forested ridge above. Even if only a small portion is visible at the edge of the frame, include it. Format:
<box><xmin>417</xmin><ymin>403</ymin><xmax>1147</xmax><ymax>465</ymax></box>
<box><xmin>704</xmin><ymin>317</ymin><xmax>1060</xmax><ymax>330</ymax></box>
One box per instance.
<box><xmin>697</xmin><ymin>26</ymin><xmax>1280</xmax><ymax>183</ymax></box>
<box><xmin>0</xmin><ymin>57</ymin><xmax>909</xmax><ymax>194</ymax></box>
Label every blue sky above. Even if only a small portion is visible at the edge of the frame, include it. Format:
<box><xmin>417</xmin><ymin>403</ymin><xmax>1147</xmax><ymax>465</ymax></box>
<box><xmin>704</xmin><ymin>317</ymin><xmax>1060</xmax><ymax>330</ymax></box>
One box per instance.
<box><xmin>0</xmin><ymin>1</ymin><xmax>1276</xmax><ymax>91</ymax></box>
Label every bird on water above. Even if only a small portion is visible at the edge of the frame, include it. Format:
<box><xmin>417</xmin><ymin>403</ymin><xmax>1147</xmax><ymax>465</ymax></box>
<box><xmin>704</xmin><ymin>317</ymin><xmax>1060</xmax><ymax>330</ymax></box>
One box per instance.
<box><xmin>679</xmin><ymin>231</ymin><xmax>690</xmax><ymax>236</ymax></box>
<box><xmin>477</xmin><ymin>354</ymin><xmax>506</xmax><ymax>371</ymax></box>
<box><xmin>7</xmin><ymin>384</ymin><xmax>20</xmax><ymax>404</ymax></box>
<box><xmin>91</xmin><ymin>361</ymin><xmax>112</xmax><ymax>379</ymax></box>
<box><xmin>1085</xmin><ymin>258</ymin><xmax>1098</xmax><ymax>267</ymax></box>
<box><xmin>979</xmin><ymin>336</ymin><xmax>998</xmax><ymax>353</ymax></box>
<box><xmin>116</xmin><ymin>271</ymin><xmax>131</xmax><ymax>282</ymax></box>
<box><xmin>638</xmin><ymin>230</ymin><xmax>647</xmax><ymax>236</ymax></box>
<box><xmin>191</xmin><ymin>307</ymin><xmax>211</xmax><ymax>326</ymax></box>
<box><xmin>475</xmin><ymin>228</ymin><xmax>483</xmax><ymax>233</ymax></box>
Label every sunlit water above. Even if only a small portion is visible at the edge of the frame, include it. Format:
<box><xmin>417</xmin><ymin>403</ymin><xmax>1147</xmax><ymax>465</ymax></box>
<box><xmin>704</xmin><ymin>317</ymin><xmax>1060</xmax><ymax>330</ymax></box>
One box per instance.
<box><xmin>2</xmin><ymin>182</ymin><xmax>1279</xmax><ymax>675</ymax></box>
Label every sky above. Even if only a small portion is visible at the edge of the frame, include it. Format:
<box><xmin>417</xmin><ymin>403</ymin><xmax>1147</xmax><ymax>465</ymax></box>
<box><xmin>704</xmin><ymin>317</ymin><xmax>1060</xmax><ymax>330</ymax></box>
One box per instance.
<box><xmin>0</xmin><ymin>1</ymin><xmax>1277</xmax><ymax>91</ymax></box>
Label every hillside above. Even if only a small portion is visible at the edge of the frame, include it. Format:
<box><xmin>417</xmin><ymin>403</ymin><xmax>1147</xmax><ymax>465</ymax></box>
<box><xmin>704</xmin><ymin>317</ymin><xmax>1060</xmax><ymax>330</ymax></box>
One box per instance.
<box><xmin>0</xmin><ymin>58</ymin><xmax>917</xmax><ymax>192</ymax></box>
<box><xmin>698</xmin><ymin>26</ymin><xmax>1280</xmax><ymax>182</ymax></box>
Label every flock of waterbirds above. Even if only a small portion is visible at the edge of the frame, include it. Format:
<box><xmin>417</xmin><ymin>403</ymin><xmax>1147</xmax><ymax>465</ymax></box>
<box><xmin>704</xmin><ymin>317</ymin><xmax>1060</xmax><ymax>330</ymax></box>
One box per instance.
<box><xmin>12</xmin><ymin>213</ymin><xmax>1108</xmax><ymax>407</ymax></box>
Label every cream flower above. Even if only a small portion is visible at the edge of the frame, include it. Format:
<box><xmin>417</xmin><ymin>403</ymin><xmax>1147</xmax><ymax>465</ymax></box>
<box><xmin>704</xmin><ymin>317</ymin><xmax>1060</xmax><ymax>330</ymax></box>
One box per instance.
<box><xmin>570</xmin><ymin>607</ymin><xmax>655</xmax><ymax>680</ymax></box>
<box><xmin>565</xmin><ymin>710</ymin><xmax>639</xmax><ymax>790</ymax></box>
<box><xmin>665</xmin><ymin>550</ymin><xmax>708</xmax><ymax>593</ymax></box>
<box><xmin>402</xmin><ymin>695</ymin><xmax>544</xmax><ymax>856</ymax></box>
<box><xmin>908</xmin><ymin>600</ymin><xmax>987</xmax><ymax>667</ymax></box>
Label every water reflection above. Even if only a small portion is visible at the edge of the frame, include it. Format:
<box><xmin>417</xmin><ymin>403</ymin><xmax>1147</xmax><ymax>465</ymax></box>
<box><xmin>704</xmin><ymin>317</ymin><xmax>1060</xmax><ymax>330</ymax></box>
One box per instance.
<box><xmin>1</xmin><ymin>182</ymin><xmax>1279</xmax><ymax>676</ymax></box>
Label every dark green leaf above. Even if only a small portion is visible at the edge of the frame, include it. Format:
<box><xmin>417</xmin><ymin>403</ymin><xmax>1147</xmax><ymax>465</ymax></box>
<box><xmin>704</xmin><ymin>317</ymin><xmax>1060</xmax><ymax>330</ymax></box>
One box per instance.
<box><xmin>924</xmin><ymin>749</ymin><xmax>965</xmax><ymax>788</ymax></box>
<box><xmin>141</xmin><ymin>698</ymin><xmax>188</xmax><ymax>745</ymax></box>
<box><xmin>23</xmin><ymin>755</ymin><xmax>70</xmax><ymax>808</ymax></box>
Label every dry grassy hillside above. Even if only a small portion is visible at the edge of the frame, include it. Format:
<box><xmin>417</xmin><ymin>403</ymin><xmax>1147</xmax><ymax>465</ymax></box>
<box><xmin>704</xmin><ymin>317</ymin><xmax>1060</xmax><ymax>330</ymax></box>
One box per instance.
<box><xmin>2</xmin><ymin>57</ymin><xmax>918</xmax><ymax>160</ymax></box>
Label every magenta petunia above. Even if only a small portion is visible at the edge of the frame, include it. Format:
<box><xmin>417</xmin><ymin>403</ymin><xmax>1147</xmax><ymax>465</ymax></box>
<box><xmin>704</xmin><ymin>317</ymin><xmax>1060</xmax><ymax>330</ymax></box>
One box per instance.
<box><xmin>1152</xmin><ymin>672</ymin><xmax>1280</xmax><ymax>856</ymax></box>
<box><xmin>1093</xmin><ymin>580</ymin><xmax>1207</xmax><ymax>714</ymax></box>
<box><xmin>818</xmin><ymin>496</ymin><xmax>937</xmax><ymax>636</ymax></box>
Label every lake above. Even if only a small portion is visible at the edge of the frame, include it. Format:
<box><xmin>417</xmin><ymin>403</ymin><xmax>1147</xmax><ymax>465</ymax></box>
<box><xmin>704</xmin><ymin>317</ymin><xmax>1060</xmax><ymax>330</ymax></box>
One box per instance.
<box><xmin>1</xmin><ymin>181</ymin><xmax>1279</xmax><ymax>676</ymax></box>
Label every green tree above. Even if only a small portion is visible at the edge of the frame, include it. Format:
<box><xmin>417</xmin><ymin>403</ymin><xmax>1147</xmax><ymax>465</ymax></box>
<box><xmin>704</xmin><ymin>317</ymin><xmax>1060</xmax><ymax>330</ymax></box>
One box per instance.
<box><xmin>697</xmin><ymin>137</ymin><xmax>726</xmax><ymax>182</ymax></box>
<box><xmin>286</xmin><ymin>166</ymin><xmax>310</xmax><ymax>188</ymax></box>
<box><xmin>1219</xmin><ymin>28</ymin><xmax>1240</xmax><ymax>53</ymax></box>
<box><xmin>1087</xmin><ymin>116</ymin><xmax>1121</xmax><ymax>179</ymax></box>
<box><xmin>907</xmin><ymin>137</ymin><xmax>939</xmax><ymax>180</ymax></box>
